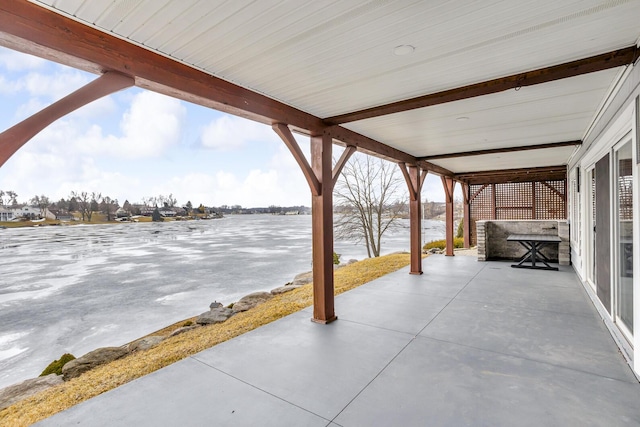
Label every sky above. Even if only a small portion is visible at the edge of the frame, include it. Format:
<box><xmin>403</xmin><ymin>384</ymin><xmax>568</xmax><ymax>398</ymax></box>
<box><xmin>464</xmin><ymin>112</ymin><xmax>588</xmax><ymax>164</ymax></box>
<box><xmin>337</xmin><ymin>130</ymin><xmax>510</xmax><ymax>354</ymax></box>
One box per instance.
<box><xmin>0</xmin><ymin>46</ymin><xmax>451</xmax><ymax>208</ymax></box>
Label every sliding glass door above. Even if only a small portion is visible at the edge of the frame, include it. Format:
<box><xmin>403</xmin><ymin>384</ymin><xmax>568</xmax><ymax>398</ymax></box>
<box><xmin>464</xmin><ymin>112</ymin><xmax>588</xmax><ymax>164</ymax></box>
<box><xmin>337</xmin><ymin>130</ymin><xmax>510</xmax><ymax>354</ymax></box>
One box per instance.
<box><xmin>614</xmin><ymin>140</ymin><xmax>634</xmax><ymax>339</ymax></box>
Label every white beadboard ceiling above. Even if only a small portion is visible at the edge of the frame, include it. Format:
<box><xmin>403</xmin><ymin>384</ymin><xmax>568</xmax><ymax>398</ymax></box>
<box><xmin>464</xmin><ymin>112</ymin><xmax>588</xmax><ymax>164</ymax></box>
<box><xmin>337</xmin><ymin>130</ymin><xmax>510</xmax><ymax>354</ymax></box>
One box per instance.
<box><xmin>31</xmin><ymin>0</ymin><xmax>640</xmax><ymax>174</ymax></box>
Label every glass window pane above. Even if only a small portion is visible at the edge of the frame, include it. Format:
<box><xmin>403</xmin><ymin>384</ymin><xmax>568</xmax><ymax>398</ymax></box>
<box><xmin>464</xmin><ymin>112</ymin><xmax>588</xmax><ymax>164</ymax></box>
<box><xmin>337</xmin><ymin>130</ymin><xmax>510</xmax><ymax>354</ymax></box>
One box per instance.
<box><xmin>616</xmin><ymin>142</ymin><xmax>633</xmax><ymax>335</ymax></box>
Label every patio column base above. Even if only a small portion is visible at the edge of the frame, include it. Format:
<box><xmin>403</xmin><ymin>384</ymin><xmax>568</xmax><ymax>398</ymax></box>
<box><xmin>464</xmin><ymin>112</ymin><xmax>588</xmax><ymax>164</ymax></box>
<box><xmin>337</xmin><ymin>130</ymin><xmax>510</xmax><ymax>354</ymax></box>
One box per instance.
<box><xmin>311</xmin><ymin>316</ymin><xmax>338</xmax><ymax>325</ymax></box>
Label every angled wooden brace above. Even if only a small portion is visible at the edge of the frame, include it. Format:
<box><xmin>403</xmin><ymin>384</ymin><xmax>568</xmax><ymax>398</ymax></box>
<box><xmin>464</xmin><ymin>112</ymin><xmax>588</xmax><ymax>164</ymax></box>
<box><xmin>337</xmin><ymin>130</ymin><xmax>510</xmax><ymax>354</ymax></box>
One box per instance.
<box><xmin>0</xmin><ymin>71</ymin><xmax>134</xmax><ymax>167</ymax></box>
<box><xmin>273</xmin><ymin>124</ymin><xmax>350</xmax><ymax>324</ymax></box>
<box><xmin>399</xmin><ymin>163</ymin><xmax>428</xmax><ymax>274</ymax></box>
<box><xmin>332</xmin><ymin>145</ymin><xmax>356</xmax><ymax>188</ymax></box>
<box><xmin>272</xmin><ymin>123</ymin><xmax>321</xmax><ymax>196</ymax></box>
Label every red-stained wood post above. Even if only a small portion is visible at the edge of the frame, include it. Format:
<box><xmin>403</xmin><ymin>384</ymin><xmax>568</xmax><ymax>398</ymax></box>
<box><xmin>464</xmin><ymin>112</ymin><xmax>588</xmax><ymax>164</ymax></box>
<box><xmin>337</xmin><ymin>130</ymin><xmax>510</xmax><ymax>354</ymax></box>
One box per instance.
<box><xmin>0</xmin><ymin>71</ymin><xmax>133</xmax><ymax>167</ymax></box>
<box><xmin>442</xmin><ymin>176</ymin><xmax>456</xmax><ymax>256</ymax></box>
<box><xmin>274</xmin><ymin>124</ymin><xmax>353</xmax><ymax>324</ymax></box>
<box><xmin>399</xmin><ymin>163</ymin><xmax>427</xmax><ymax>274</ymax></box>
<box><xmin>461</xmin><ymin>182</ymin><xmax>471</xmax><ymax>248</ymax></box>
<box><xmin>310</xmin><ymin>131</ymin><xmax>337</xmax><ymax>323</ymax></box>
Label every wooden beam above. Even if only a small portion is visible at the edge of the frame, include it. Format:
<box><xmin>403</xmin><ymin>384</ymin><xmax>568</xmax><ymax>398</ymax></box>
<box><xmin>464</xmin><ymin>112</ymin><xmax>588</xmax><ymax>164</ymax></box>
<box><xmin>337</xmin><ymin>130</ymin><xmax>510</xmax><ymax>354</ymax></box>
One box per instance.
<box><xmin>416</xmin><ymin>159</ymin><xmax>454</xmax><ymax>178</ymax></box>
<box><xmin>456</xmin><ymin>165</ymin><xmax>567</xmax><ymax>185</ymax></box>
<box><xmin>332</xmin><ymin>145</ymin><xmax>356</xmax><ymax>188</ymax></box>
<box><xmin>0</xmin><ymin>71</ymin><xmax>133</xmax><ymax>167</ymax></box>
<box><xmin>0</xmin><ymin>0</ymin><xmax>420</xmax><ymax>170</ymax></box>
<box><xmin>272</xmin><ymin>123</ymin><xmax>320</xmax><ymax>196</ymax></box>
<box><xmin>326</xmin><ymin>126</ymin><xmax>414</xmax><ymax>164</ymax></box>
<box><xmin>325</xmin><ymin>46</ymin><xmax>639</xmax><ymax>124</ymax></box>
<box><xmin>328</xmin><ymin>126</ymin><xmax>454</xmax><ymax>178</ymax></box>
<box><xmin>0</xmin><ymin>1</ymin><xmax>323</xmax><ymax>132</ymax></box>
<box><xmin>419</xmin><ymin>140</ymin><xmax>582</xmax><ymax>161</ymax></box>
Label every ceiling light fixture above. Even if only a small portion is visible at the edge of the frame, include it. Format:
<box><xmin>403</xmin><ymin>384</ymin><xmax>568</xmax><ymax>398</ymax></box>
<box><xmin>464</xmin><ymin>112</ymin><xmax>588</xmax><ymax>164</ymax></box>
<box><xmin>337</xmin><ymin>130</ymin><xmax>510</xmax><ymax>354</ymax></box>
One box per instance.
<box><xmin>393</xmin><ymin>45</ymin><xmax>415</xmax><ymax>56</ymax></box>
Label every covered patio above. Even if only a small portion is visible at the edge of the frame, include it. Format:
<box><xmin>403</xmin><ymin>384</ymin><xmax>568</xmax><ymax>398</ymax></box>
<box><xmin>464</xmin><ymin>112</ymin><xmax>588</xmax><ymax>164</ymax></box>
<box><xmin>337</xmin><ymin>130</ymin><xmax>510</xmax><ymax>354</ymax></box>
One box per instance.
<box><xmin>0</xmin><ymin>2</ymin><xmax>639</xmax><ymax>423</ymax></box>
<box><xmin>37</xmin><ymin>255</ymin><xmax>640</xmax><ymax>426</ymax></box>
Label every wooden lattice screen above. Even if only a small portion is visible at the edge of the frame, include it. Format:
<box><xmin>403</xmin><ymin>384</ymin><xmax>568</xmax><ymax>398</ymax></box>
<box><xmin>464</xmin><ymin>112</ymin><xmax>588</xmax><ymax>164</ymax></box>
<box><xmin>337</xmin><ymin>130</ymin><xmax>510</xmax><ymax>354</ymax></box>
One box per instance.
<box><xmin>469</xmin><ymin>179</ymin><xmax>567</xmax><ymax>245</ymax></box>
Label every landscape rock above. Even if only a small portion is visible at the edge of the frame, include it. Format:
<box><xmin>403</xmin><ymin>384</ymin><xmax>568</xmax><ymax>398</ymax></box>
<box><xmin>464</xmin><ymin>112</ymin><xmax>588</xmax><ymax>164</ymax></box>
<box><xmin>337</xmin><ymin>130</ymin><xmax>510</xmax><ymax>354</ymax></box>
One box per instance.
<box><xmin>168</xmin><ymin>325</ymin><xmax>198</xmax><ymax>337</ymax></box>
<box><xmin>209</xmin><ymin>301</ymin><xmax>223</xmax><ymax>309</ymax></box>
<box><xmin>196</xmin><ymin>306</ymin><xmax>234</xmax><ymax>325</ymax></box>
<box><xmin>62</xmin><ymin>347</ymin><xmax>129</xmax><ymax>380</ymax></box>
<box><xmin>0</xmin><ymin>374</ymin><xmax>63</xmax><ymax>411</ymax></box>
<box><xmin>270</xmin><ymin>284</ymin><xmax>303</xmax><ymax>295</ymax></box>
<box><xmin>291</xmin><ymin>271</ymin><xmax>313</xmax><ymax>287</ymax></box>
<box><xmin>232</xmin><ymin>292</ymin><xmax>273</xmax><ymax>313</ymax></box>
<box><xmin>127</xmin><ymin>336</ymin><xmax>164</xmax><ymax>352</ymax></box>
<box><xmin>347</xmin><ymin>259</ymin><xmax>358</xmax><ymax>265</ymax></box>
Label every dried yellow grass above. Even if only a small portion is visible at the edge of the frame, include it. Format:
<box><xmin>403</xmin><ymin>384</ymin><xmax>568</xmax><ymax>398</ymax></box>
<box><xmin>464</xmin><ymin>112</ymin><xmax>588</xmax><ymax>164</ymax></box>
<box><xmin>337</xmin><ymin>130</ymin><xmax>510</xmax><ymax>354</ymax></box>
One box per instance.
<box><xmin>0</xmin><ymin>253</ymin><xmax>417</xmax><ymax>426</ymax></box>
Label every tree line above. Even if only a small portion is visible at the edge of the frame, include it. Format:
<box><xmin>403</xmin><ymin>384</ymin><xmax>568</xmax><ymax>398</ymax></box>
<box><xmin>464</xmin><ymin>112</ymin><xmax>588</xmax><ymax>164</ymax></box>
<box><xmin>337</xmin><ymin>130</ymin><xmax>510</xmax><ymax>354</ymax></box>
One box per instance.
<box><xmin>0</xmin><ymin>190</ymin><xmax>195</xmax><ymax>221</ymax></box>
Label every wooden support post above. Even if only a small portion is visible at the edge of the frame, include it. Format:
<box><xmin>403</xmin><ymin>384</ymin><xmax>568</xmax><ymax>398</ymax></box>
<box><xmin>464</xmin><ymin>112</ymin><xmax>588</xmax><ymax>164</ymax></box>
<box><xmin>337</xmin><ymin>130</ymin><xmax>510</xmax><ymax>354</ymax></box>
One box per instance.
<box><xmin>310</xmin><ymin>131</ymin><xmax>336</xmax><ymax>323</ymax></box>
<box><xmin>531</xmin><ymin>181</ymin><xmax>537</xmax><ymax>219</ymax></box>
<box><xmin>273</xmin><ymin>124</ymin><xmax>345</xmax><ymax>324</ymax></box>
<box><xmin>0</xmin><ymin>71</ymin><xmax>133</xmax><ymax>167</ymax></box>
<box><xmin>461</xmin><ymin>182</ymin><xmax>471</xmax><ymax>248</ymax></box>
<box><xmin>399</xmin><ymin>163</ymin><xmax>427</xmax><ymax>274</ymax></box>
<box><xmin>442</xmin><ymin>176</ymin><xmax>456</xmax><ymax>256</ymax></box>
<box><xmin>491</xmin><ymin>183</ymin><xmax>497</xmax><ymax>219</ymax></box>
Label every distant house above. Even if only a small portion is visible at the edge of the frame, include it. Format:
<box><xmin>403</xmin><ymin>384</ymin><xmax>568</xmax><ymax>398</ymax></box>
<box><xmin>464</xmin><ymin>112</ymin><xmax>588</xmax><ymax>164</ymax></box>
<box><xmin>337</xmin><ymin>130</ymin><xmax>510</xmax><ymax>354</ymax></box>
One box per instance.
<box><xmin>0</xmin><ymin>206</ymin><xmax>15</xmax><ymax>221</ymax></box>
<box><xmin>158</xmin><ymin>208</ymin><xmax>176</xmax><ymax>218</ymax></box>
<box><xmin>139</xmin><ymin>206</ymin><xmax>155</xmax><ymax>216</ymax></box>
<box><xmin>12</xmin><ymin>205</ymin><xmax>41</xmax><ymax>220</ymax></box>
<box><xmin>115</xmin><ymin>207</ymin><xmax>129</xmax><ymax>218</ymax></box>
<box><xmin>49</xmin><ymin>208</ymin><xmax>74</xmax><ymax>221</ymax></box>
<box><xmin>11</xmin><ymin>205</ymin><xmax>56</xmax><ymax>220</ymax></box>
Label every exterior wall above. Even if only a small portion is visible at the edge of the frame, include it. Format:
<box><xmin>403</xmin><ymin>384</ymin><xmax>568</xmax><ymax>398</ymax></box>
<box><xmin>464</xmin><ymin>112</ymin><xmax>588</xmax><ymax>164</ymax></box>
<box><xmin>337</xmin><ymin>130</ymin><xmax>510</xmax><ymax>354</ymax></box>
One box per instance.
<box><xmin>476</xmin><ymin>220</ymin><xmax>569</xmax><ymax>265</ymax></box>
<box><xmin>567</xmin><ymin>61</ymin><xmax>639</xmax><ymax>376</ymax></box>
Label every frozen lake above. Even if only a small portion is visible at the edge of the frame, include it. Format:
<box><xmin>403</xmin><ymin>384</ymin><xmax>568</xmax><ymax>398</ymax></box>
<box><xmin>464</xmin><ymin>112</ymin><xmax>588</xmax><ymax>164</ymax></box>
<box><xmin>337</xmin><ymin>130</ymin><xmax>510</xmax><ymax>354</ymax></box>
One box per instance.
<box><xmin>0</xmin><ymin>215</ymin><xmax>444</xmax><ymax>389</ymax></box>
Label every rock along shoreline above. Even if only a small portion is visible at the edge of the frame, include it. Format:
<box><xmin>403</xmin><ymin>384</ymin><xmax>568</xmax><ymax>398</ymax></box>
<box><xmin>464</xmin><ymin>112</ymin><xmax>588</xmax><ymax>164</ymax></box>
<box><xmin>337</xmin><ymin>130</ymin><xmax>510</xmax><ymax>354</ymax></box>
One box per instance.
<box><xmin>0</xmin><ymin>263</ymin><xmax>356</xmax><ymax>412</ymax></box>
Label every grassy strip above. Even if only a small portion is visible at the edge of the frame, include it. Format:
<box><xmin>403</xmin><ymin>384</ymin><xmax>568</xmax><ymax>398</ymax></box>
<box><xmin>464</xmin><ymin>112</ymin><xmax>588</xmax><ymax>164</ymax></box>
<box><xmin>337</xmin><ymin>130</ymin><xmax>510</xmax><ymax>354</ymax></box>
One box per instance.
<box><xmin>0</xmin><ymin>253</ymin><xmax>415</xmax><ymax>426</ymax></box>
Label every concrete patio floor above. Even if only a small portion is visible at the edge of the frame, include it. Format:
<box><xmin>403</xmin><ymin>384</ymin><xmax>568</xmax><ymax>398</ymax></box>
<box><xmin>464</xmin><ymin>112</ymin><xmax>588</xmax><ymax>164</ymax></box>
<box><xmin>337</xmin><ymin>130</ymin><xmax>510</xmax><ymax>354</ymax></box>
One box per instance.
<box><xmin>37</xmin><ymin>255</ymin><xmax>640</xmax><ymax>426</ymax></box>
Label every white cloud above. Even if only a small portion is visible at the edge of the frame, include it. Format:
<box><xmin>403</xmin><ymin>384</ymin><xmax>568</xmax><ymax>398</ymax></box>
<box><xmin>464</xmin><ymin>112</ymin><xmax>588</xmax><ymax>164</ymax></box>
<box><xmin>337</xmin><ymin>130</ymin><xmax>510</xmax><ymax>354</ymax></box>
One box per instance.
<box><xmin>0</xmin><ymin>74</ymin><xmax>20</xmax><ymax>94</ymax></box>
<box><xmin>200</xmin><ymin>115</ymin><xmax>279</xmax><ymax>151</ymax></box>
<box><xmin>421</xmin><ymin>174</ymin><xmax>447</xmax><ymax>203</ymax></box>
<box><xmin>156</xmin><ymin>162</ymin><xmax>310</xmax><ymax>208</ymax></box>
<box><xmin>0</xmin><ymin>48</ymin><xmax>46</xmax><ymax>71</ymax></box>
<box><xmin>13</xmin><ymin>98</ymin><xmax>48</xmax><ymax>122</ymax></box>
<box><xmin>21</xmin><ymin>70</ymin><xmax>91</xmax><ymax>100</ymax></box>
<box><xmin>77</xmin><ymin>91</ymin><xmax>186</xmax><ymax>159</ymax></box>
<box><xmin>1</xmin><ymin>68</ymin><xmax>116</xmax><ymax>123</ymax></box>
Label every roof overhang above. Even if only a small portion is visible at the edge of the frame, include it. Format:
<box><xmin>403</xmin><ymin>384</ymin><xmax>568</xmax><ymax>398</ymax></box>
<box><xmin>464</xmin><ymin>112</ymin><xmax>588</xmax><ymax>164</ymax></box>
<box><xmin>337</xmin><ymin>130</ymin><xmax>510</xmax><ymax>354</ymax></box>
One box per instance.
<box><xmin>1</xmin><ymin>0</ymin><xmax>639</xmax><ymax>181</ymax></box>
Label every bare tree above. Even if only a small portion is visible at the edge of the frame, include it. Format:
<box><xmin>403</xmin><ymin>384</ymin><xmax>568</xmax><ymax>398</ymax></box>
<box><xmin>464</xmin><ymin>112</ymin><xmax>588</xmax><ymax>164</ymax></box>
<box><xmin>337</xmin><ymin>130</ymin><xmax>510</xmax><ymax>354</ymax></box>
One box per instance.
<box><xmin>70</xmin><ymin>191</ymin><xmax>101</xmax><ymax>221</ymax></box>
<box><xmin>29</xmin><ymin>195</ymin><xmax>51</xmax><ymax>218</ymax></box>
<box><xmin>100</xmin><ymin>196</ymin><xmax>118</xmax><ymax>221</ymax></box>
<box><xmin>71</xmin><ymin>191</ymin><xmax>89</xmax><ymax>221</ymax></box>
<box><xmin>333</xmin><ymin>153</ymin><xmax>406</xmax><ymax>257</ymax></box>
<box><xmin>0</xmin><ymin>190</ymin><xmax>18</xmax><ymax>206</ymax></box>
<box><xmin>163</xmin><ymin>193</ymin><xmax>177</xmax><ymax>207</ymax></box>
